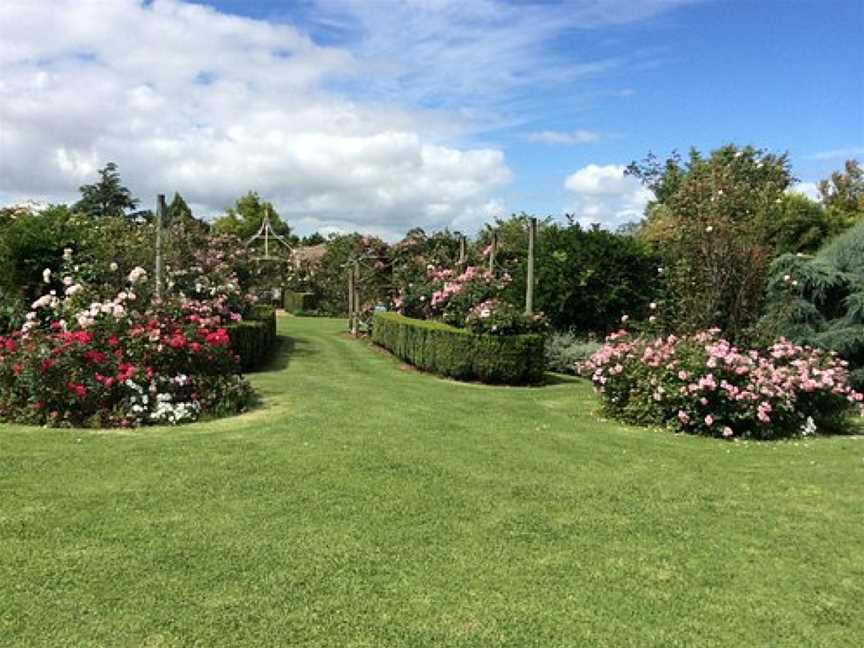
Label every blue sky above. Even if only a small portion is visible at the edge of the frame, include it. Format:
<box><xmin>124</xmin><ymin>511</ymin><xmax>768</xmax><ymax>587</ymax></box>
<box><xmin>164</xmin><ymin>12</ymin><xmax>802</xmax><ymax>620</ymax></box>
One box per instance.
<box><xmin>205</xmin><ymin>0</ymin><xmax>863</xmax><ymax>214</ymax></box>
<box><xmin>1</xmin><ymin>0</ymin><xmax>862</xmax><ymax>236</ymax></box>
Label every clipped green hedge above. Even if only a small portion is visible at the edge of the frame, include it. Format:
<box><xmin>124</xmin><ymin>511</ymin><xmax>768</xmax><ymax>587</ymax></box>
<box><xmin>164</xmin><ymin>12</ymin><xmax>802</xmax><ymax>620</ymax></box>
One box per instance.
<box><xmin>372</xmin><ymin>312</ymin><xmax>545</xmax><ymax>385</ymax></box>
<box><xmin>226</xmin><ymin>305</ymin><xmax>277</xmax><ymax>372</ymax></box>
<box><xmin>284</xmin><ymin>291</ymin><xmax>317</xmax><ymax>313</ymax></box>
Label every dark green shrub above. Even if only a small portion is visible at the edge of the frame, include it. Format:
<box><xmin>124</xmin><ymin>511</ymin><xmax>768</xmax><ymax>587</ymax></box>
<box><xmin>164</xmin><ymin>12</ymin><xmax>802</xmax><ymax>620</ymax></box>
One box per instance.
<box><xmin>227</xmin><ymin>305</ymin><xmax>277</xmax><ymax>372</ymax></box>
<box><xmin>488</xmin><ymin>217</ymin><xmax>659</xmax><ymax>334</ymax></box>
<box><xmin>372</xmin><ymin>312</ymin><xmax>545</xmax><ymax>385</ymax></box>
<box><xmin>284</xmin><ymin>291</ymin><xmax>317</xmax><ymax>313</ymax></box>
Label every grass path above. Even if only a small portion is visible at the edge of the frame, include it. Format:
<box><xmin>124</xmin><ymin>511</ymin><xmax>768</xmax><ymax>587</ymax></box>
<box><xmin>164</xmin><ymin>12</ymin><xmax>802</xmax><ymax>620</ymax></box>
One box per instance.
<box><xmin>1</xmin><ymin>316</ymin><xmax>863</xmax><ymax>647</ymax></box>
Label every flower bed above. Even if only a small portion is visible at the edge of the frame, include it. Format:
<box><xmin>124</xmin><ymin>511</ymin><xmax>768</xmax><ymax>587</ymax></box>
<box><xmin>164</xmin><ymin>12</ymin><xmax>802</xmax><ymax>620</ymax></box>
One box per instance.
<box><xmin>583</xmin><ymin>329</ymin><xmax>864</xmax><ymax>439</ymax></box>
<box><xmin>0</xmin><ymin>253</ymin><xmax>259</xmax><ymax>428</ymax></box>
<box><xmin>0</xmin><ymin>315</ymin><xmax>252</xmax><ymax>427</ymax></box>
<box><xmin>372</xmin><ymin>312</ymin><xmax>545</xmax><ymax>385</ymax></box>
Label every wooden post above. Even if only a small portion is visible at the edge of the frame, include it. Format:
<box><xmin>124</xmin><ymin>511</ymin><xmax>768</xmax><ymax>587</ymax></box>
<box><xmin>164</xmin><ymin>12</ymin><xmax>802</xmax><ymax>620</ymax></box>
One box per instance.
<box><xmin>489</xmin><ymin>230</ymin><xmax>497</xmax><ymax>274</ymax></box>
<box><xmin>352</xmin><ymin>259</ymin><xmax>360</xmax><ymax>336</ymax></box>
<box><xmin>154</xmin><ymin>194</ymin><xmax>167</xmax><ymax>301</ymax></box>
<box><xmin>525</xmin><ymin>217</ymin><xmax>536</xmax><ymax>315</ymax></box>
<box><xmin>347</xmin><ymin>261</ymin><xmax>354</xmax><ymax>330</ymax></box>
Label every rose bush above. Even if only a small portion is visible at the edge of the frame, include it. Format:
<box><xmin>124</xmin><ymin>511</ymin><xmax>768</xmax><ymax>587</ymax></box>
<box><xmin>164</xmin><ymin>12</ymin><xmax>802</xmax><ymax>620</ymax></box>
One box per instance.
<box><xmin>0</xmin><ymin>256</ymin><xmax>254</xmax><ymax>428</ymax></box>
<box><xmin>583</xmin><ymin>328</ymin><xmax>863</xmax><ymax>439</ymax></box>
<box><xmin>394</xmin><ymin>264</ymin><xmax>514</xmax><ymax>328</ymax></box>
<box><xmin>464</xmin><ymin>299</ymin><xmax>547</xmax><ymax>336</ymax></box>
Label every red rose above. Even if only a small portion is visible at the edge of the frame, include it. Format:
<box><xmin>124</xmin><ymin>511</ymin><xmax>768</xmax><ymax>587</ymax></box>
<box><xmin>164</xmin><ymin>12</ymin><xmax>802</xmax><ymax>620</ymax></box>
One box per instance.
<box><xmin>83</xmin><ymin>350</ymin><xmax>106</xmax><ymax>365</ymax></box>
<box><xmin>66</xmin><ymin>382</ymin><xmax>87</xmax><ymax>398</ymax></box>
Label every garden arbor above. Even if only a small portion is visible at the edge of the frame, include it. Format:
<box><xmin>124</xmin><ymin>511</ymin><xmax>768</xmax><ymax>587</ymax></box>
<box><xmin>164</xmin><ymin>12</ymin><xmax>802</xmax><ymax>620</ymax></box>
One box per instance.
<box><xmin>245</xmin><ymin>207</ymin><xmax>293</xmax><ymax>261</ymax></box>
<box><xmin>345</xmin><ymin>253</ymin><xmax>393</xmax><ymax>336</ymax></box>
<box><xmin>245</xmin><ymin>206</ymin><xmax>293</xmax><ymax>304</ymax></box>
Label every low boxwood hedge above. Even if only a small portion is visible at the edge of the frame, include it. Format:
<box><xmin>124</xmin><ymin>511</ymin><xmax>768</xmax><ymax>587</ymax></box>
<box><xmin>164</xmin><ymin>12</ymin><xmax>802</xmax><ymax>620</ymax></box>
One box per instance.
<box><xmin>372</xmin><ymin>312</ymin><xmax>545</xmax><ymax>385</ymax></box>
<box><xmin>227</xmin><ymin>305</ymin><xmax>277</xmax><ymax>372</ymax></box>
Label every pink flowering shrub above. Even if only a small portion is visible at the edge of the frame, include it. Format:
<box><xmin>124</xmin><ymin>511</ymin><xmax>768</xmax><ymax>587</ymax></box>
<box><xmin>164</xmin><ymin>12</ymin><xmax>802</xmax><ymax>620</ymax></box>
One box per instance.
<box><xmin>167</xmin><ymin>236</ymin><xmax>258</xmax><ymax>327</ymax></box>
<box><xmin>399</xmin><ymin>264</ymin><xmax>513</xmax><ymax>327</ymax></box>
<box><xmin>464</xmin><ymin>299</ymin><xmax>547</xmax><ymax>336</ymax></box>
<box><xmin>583</xmin><ymin>329</ymin><xmax>863</xmax><ymax>439</ymax></box>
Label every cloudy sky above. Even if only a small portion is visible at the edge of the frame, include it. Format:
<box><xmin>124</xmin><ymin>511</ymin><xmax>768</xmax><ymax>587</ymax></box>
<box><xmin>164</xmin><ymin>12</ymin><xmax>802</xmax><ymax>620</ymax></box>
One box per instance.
<box><xmin>1</xmin><ymin>0</ymin><xmax>862</xmax><ymax>238</ymax></box>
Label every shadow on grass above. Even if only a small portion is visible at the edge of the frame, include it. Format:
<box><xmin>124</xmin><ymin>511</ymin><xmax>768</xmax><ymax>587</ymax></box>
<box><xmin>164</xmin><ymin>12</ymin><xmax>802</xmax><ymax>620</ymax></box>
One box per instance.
<box><xmin>245</xmin><ymin>334</ymin><xmax>320</xmax><ymax>375</ymax></box>
<box><xmin>544</xmin><ymin>372</ymin><xmax>584</xmax><ymax>386</ymax></box>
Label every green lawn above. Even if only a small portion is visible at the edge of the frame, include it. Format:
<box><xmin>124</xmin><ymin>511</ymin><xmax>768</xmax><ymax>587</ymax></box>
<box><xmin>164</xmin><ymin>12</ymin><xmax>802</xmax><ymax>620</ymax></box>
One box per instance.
<box><xmin>2</xmin><ymin>316</ymin><xmax>863</xmax><ymax>647</ymax></box>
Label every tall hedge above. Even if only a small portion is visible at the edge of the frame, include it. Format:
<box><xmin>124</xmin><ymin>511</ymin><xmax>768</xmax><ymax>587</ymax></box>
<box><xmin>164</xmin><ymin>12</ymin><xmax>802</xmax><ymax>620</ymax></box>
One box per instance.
<box><xmin>227</xmin><ymin>305</ymin><xmax>277</xmax><ymax>372</ymax></box>
<box><xmin>283</xmin><ymin>291</ymin><xmax>316</xmax><ymax>313</ymax></box>
<box><xmin>372</xmin><ymin>312</ymin><xmax>545</xmax><ymax>385</ymax></box>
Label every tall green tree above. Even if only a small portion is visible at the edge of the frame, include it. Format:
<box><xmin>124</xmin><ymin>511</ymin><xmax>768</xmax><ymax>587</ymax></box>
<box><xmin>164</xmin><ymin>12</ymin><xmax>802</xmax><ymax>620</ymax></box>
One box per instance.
<box><xmin>627</xmin><ymin>144</ymin><xmax>793</xmax><ymax>337</ymax></box>
<box><xmin>819</xmin><ymin>159</ymin><xmax>864</xmax><ymax>229</ymax></box>
<box><xmin>761</xmin><ymin>193</ymin><xmax>835</xmax><ymax>255</ymax></box>
<box><xmin>300</xmin><ymin>232</ymin><xmax>327</xmax><ymax>246</ymax></box>
<box><xmin>73</xmin><ymin>162</ymin><xmax>139</xmax><ymax>219</ymax></box>
<box><xmin>166</xmin><ymin>192</ymin><xmax>208</xmax><ymax>233</ymax></box>
<box><xmin>212</xmin><ymin>191</ymin><xmax>293</xmax><ymax>241</ymax></box>
<box><xmin>167</xmin><ymin>192</ymin><xmax>193</xmax><ymax>223</ymax></box>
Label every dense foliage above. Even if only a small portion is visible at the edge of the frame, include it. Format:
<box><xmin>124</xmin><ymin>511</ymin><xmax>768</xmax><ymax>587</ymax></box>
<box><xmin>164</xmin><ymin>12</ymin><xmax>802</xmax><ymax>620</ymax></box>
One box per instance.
<box><xmin>628</xmin><ymin>145</ymin><xmax>793</xmax><ymax>337</ymax></box>
<box><xmin>73</xmin><ymin>162</ymin><xmax>140</xmax><ymax>219</ymax></box>
<box><xmin>584</xmin><ymin>328</ymin><xmax>863</xmax><ymax>439</ymax></box>
<box><xmin>759</xmin><ymin>222</ymin><xmax>864</xmax><ymax>388</ymax></box>
<box><xmin>372</xmin><ymin>312</ymin><xmax>545</xmax><ymax>385</ymax></box>
<box><xmin>3</xmin><ymin>150</ymin><xmax>862</xmax><ymax>434</ymax></box>
<box><xmin>0</xmin><ymin>256</ymin><xmax>254</xmax><ymax>427</ymax></box>
<box><xmin>212</xmin><ymin>191</ymin><xmax>294</xmax><ymax>242</ymax></box>
<box><xmin>312</xmin><ymin>233</ymin><xmax>392</xmax><ymax>317</ymax></box>
<box><xmin>521</xmin><ymin>220</ymin><xmax>657</xmax><ymax>333</ymax></box>
<box><xmin>0</xmin><ymin>178</ymin><xmax>275</xmax><ymax>427</ymax></box>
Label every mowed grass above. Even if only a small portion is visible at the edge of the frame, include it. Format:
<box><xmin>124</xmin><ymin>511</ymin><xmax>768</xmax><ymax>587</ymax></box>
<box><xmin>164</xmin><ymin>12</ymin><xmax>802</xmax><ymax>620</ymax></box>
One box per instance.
<box><xmin>1</xmin><ymin>317</ymin><xmax>863</xmax><ymax>647</ymax></box>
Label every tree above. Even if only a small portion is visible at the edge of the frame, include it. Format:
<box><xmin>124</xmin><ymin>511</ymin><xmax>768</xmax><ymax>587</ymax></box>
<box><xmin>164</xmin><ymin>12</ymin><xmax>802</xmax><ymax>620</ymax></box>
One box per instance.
<box><xmin>818</xmin><ymin>159</ymin><xmax>864</xmax><ymax>229</ymax></box>
<box><xmin>167</xmin><ymin>192</ymin><xmax>192</xmax><ymax>223</ymax></box>
<box><xmin>506</xmin><ymin>218</ymin><xmax>659</xmax><ymax>333</ymax></box>
<box><xmin>760</xmin><ymin>193</ymin><xmax>836</xmax><ymax>255</ymax></box>
<box><xmin>0</xmin><ymin>205</ymin><xmax>89</xmax><ymax>304</ymax></box>
<box><xmin>300</xmin><ymin>232</ymin><xmax>326</xmax><ymax>246</ymax></box>
<box><xmin>166</xmin><ymin>192</ymin><xmax>208</xmax><ymax>233</ymax></box>
<box><xmin>758</xmin><ymin>222</ymin><xmax>864</xmax><ymax>389</ymax></box>
<box><xmin>628</xmin><ymin>144</ymin><xmax>793</xmax><ymax>337</ymax></box>
<box><xmin>73</xmin><ymin>162</ymin><xmax>139</xmax><ymax>218</ymax></box>
<box><xmin>211</xmin><ymin>191</ymin><xmax>294</xmax><ymax>241</ymax></box>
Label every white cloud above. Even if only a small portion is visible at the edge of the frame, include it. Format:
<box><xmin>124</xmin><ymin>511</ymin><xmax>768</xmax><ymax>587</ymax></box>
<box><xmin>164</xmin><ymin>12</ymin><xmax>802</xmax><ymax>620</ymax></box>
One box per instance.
<box><xmin>526</xmin><ymin>130</ymin><xmax>602</xmax><ymax>145</ymax></box>
<box><xmin>803</xmin><ymin>146</ymin><xmax>864</xmax><ymax>161</ymax></box>
<box><xmin>0</xmin><ymin>0</ymin><xmax>695</xmax><ymax>238</ymax></box>
<box><xmin>787</xmin><ymin>181</ymin><xmax>820</xmax><ymax>201</ymax></box>
<box><xmin>563</xmin><ymin>164</ymin><xmax>652</xmax><ymax>229</ymax></box>
<box><xmin>0</xmin><ymin>0</ymin><xmax>512</xmax><ymax>238</ymax></box>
